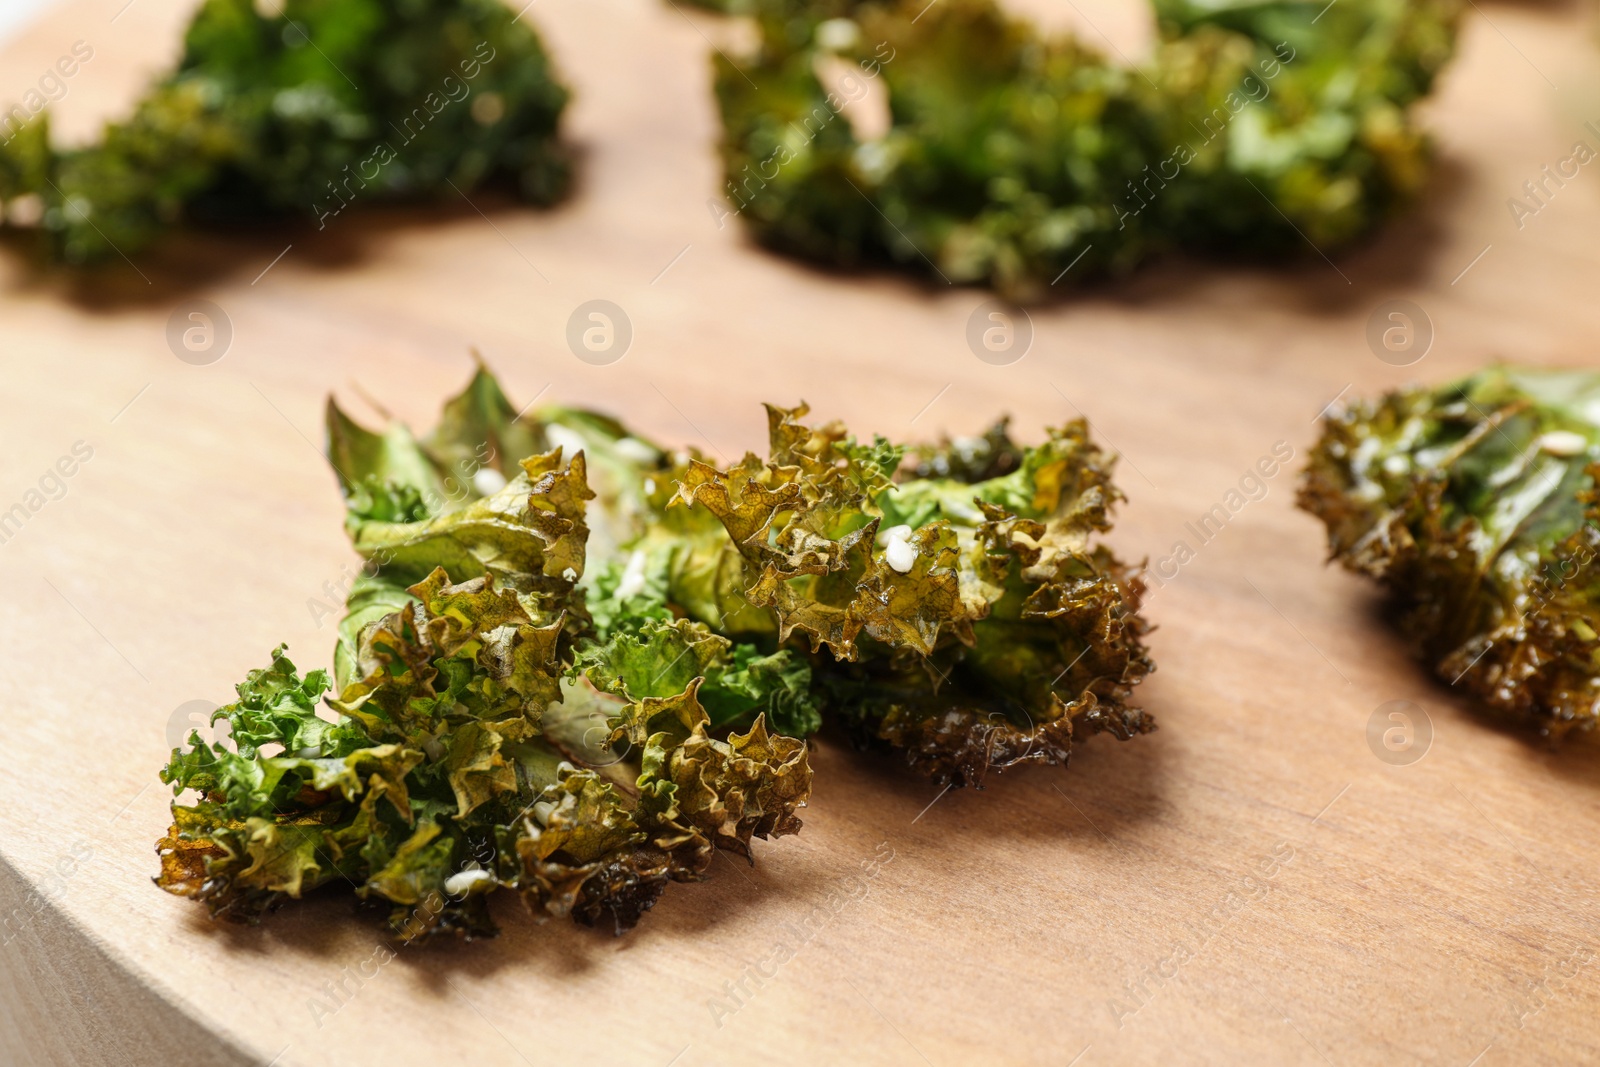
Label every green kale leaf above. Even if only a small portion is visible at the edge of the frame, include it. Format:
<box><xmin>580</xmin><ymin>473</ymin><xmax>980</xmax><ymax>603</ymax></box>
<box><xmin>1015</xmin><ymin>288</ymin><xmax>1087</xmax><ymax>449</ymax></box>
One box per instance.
<box><xmin>1300</xmin><ymin>367</ymin><xmax>1600</xmax><ymax>740</ymax></box>
<box><xmin>2</xmin><ymin>0</ymin><xmax>569</xmax><ymax>264</ymax></box>
<box><xmin>157</xmin><ymin>364</ymin><xmax>1157</xmax><ymax>940</ymax></box>
<box><xmin>709</xmin><ymin>0</ymin><xmax>1462</xmax><ymax>301</ymax></box>
<box><xmin>158</xmin><ymin>571</ymin><xmax>812</xmax><ymax>939</ymax></box>
<box><xmin>674</xmin><ymin>402</ymin><xmax>1155</xmax><ymax>784</ymax></box>
<box><xmin>369</xmin><ymin>370</ymin><xmax>1156</xmax><ymax>785</ymax></box>
<box><xmin>157</xmin><ymin>372</ymin><xmax>814</xmax><ymax>940</ymax></box>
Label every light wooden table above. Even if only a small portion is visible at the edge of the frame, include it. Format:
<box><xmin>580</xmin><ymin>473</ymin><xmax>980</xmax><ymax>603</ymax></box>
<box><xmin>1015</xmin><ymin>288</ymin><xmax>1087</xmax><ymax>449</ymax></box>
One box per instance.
<box><xmin>3</xmin><ymin>1</ymin><xmax>1599</xmax><ymax>1064</ymax></box>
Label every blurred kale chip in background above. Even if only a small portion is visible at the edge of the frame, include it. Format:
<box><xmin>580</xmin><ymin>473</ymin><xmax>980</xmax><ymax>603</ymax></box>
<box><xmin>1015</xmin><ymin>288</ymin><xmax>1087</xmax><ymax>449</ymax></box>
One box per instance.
<box><xmin>709</xmin><ymin>0</ymin><xmax>1463</xmax><ymax>301</ymax></box>
<box><xmin>0</xmin><ymin>0</ymin><xmax>570</xmax><ymax>264</ymax></box>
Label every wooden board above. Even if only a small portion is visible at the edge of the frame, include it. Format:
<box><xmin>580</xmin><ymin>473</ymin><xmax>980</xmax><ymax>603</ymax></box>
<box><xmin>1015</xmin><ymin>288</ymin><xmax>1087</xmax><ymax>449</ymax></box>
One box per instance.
<box><xmin>3</xmin><ymin>1</ymin><xmax>1600</xmax><ymax>1064</ymax></box>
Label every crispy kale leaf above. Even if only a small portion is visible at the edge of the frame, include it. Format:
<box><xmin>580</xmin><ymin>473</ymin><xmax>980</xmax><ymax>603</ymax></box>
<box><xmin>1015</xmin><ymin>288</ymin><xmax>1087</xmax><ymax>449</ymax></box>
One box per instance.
<box><xmin>1147</xmin><ymin>0</ymin><xmax>1462</xmax><ymax>253</ymax></box>
<box><xmin>157</xmin><ymin>375</ymin><xmax>811</xmax><ymax>939</ymax></box>
<box><xmin>672</xmin><ymin>404</ymin><xmax>1155</xmax><ymax>785</ymax></box>
<box><xmin>1300</xmin><ymin>367</ymin><xmax>1600</xmax><ymax>740</ymax></box>
<box><xmin>710</xmin><ymin>0</ymin><xmax>1461</xmax><ymax>301</ymax></box>
<box><xmin>157</xmin><ymin>365</ymin><xmax>1156</xmax><ymax>938</ymax></box>
<box><xmin>329</xmin><ymin>369</ymin><xmax>826</xmax><ymax>739</ymax></box>
<box><xmin>715</xmin><ymin>0</ymin><xmax>1158</xmax><ymax>298</ymax></box>
<box><xmin>158</xmin><ymin>572</ymin><xmax>811</xmax><ymax>938</ymax></box>
<box><xmin>0</xmin><ymin>0</ymin><xmax>569</xmax><ymax>264</ymax></box>
<box><xmin>577</xmin><ymin>614</ymin><xmax>824</xmax><ymax>738</ymax></box>
<box><xmin>337</xmin><ymin>369</ymin><xmax>1154</xmax><ymax>785</ymax></box>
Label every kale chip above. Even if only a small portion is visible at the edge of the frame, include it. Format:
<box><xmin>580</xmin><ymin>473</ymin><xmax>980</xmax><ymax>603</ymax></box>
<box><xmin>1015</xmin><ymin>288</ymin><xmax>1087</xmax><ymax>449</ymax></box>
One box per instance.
<box><xmin>709</xmin><ymin>0</ymin><xmax>1462</xmax><ymax>300</ymax></box>
<box><xmin>1301</xmin><ymin>367</ymin><xmax>1600</xmax><ymax>741</ymax></box>
<box><xmin>157</xmin><ymin>372</ymin><xmax>811</xmax><ymax>940</ymax></box>
<box><xmin>157</xmin><ymin>366</ymin><xmax>1156</xmax><ymax>940</ymax></box>
<box><xmin>336</xmin><ymin>366</ymin><xmax>1156</xmax><ymax>788</ymax></box>
<box><xmin>1</xmin><ymin>0</ymin><xmax>570</xmax><ymax>264</ymax></box>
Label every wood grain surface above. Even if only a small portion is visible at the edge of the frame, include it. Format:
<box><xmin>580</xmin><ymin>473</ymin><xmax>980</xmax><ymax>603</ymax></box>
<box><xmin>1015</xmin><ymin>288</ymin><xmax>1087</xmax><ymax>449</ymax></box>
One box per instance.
<box><xmin>3</xmin><ymin>1</ymin><xmax>1600</xmax><ymax>1065</ymax></box>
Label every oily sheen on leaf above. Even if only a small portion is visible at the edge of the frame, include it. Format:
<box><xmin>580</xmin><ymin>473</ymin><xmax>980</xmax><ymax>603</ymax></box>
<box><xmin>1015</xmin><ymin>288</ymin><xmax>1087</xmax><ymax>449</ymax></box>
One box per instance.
<box><xmin>1300</xmin><ymin>367</ymin><xmax>1600</xmax><ymax>740</ymax></box>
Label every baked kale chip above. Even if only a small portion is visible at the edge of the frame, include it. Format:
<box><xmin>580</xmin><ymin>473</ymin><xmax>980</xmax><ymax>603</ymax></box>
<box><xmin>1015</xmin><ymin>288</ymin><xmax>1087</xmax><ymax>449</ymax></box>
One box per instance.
<box><xmin>0</xmin><ymin>0</ymin><xmax>569</xmax><ymax>265</ymax></box>
<box><xmin>157</xmin><ymin>366</ymin><xmax>1155</xmax><ymax>938</ymax></box>
<box><xmin>157</xmin><ymin>377</ymin><xmax>811</xmax><ymax>940</ymax></box>
<box><xmin>710</xmin><ymin>0</ymin><xmax>1462</xmax><ymax>300</ymax></box>
<box><xmin>1300</xmin><ymin>367</ymin><xmax>1600</xmax><ymax>741</ymax></box>
<box><xmin>666</xmin><ymin>405</ymin><xmax>1156</xmax><ymax>785</ymax></box>
<box><xmin>1147</xmin><ymin>0</ymin><xmax>1462</xmax><ymax>254</ymax></box>
<box><xmin>341</xmin><ymin>367</ymin><xmax>1156</xmax><ymax>787</ymax></box>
